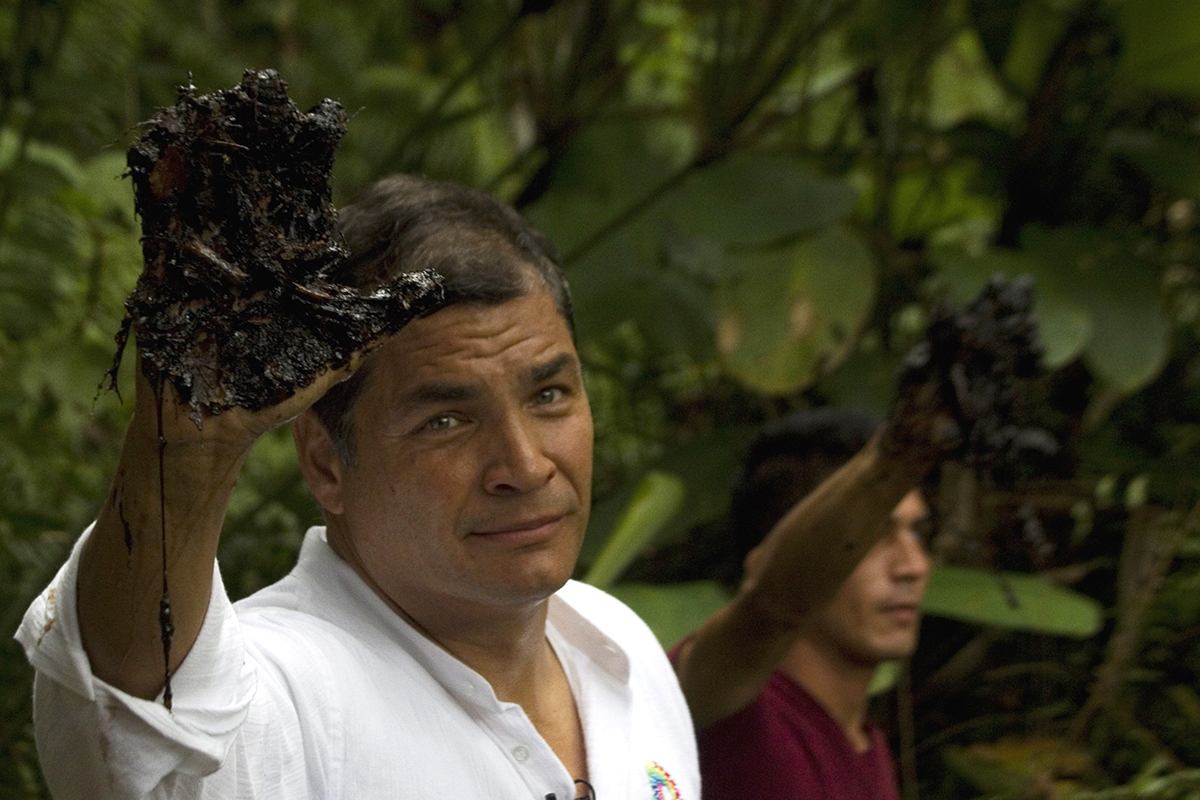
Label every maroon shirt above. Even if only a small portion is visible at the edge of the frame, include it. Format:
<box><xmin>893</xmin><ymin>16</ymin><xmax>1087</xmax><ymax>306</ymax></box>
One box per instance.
<box><xmin>694</xmin><ymin>670</ymin><xmax>900</xmax><ymax>800</ymax></box>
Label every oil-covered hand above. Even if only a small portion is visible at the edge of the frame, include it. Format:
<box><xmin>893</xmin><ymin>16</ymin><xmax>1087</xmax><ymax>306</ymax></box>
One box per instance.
<box><xmin>109</xmin><ymin>69</ymin><xmax>444</xmax><ymax>431</ymax></box>
<box><xmin>882</xmin><ymin>274</ymin><xmax>1050</xmax><ymax>470</ymax></box>
<box><xmin>79</xmin><ymin>71</ymin><xmax>444</xmax><ymax>704</ymax></box>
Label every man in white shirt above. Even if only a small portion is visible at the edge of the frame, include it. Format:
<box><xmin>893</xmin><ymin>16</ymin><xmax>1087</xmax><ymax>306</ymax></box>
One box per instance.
<box><xmin>18</xmin><ymin>174</ymin><xmax>698</xmax><ymax>799</ymax></box>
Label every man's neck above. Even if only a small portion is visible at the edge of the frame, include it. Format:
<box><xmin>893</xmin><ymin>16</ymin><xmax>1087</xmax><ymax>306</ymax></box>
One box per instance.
<box><xmin>779</xmin><ymin>638</ymin><xmax>877</xmax><ymax>753</ymax></box>
<box><xmin>325</xmin><ymin>521</ymin><xmax>587</xmax><ymax>776</ymax></box>
<box><xmin>325</xmin><ymin>518</ymin><xmax>554</xmax><ymax>688</ymax></box>
<box><xmin>396</xmin><ymin>589</ymin><xmax>589</xmax><ymax>782</ymax></box>
<box><xmin>427</xmin><ymin>601</ymin><xmax>555</xmax><ymax>700</ymax></box>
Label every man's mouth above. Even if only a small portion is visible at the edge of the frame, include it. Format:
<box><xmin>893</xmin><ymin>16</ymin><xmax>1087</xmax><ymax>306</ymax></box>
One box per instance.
<box><xmin>469</xmin><ymin>513</ymin><xmax>569</xmax><ymax>541</ymax></box>
<box><xmin>880</xmin><ymin>602</ymin><xmax>923</xmax><ymax>623</ymax></box>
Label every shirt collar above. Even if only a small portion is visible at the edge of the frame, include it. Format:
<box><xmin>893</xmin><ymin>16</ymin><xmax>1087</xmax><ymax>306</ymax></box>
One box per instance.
<box><xmin>294</xmin><ymin>527</ymin><xmax>632</xmax><ymax>699</ymax></box>
<box><xmin>548</xmin><ymin>583</ymin><xmax>632</xmax><ymax>684</ymax></box>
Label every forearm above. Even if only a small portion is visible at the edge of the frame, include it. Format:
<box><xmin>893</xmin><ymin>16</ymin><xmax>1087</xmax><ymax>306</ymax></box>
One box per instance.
<box><xmin>78</xmin><ymin>384</ymin><xmax>251</xmax><ymax>700</ymax></box>
<box><xmin>676</xmin><ymin>432</ymin><xmax>932</xmax><ymax>728</ymax></box>
<box><xmin>739</xmin><ymin>431</ymin><xmax>927</xmax><ymax>622</ymax></box>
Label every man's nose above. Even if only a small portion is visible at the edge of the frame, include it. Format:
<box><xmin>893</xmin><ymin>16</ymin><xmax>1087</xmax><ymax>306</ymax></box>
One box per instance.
<box><xmin>483</xmin><ymin>414</ymin><xmax>556</xmax><ymax>495</ymax></box>
<box><xmin>893</xmin><ymin>530</ymin><xmax>932</xmax><ymax>580</ymax></box>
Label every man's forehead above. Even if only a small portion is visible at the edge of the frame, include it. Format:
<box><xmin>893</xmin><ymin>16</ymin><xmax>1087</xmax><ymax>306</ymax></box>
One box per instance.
<box><xmin>405</xmin><ymin>352</ymin><xmax>579</xmax><ymax>402</ymax></box>
<box><xmin>374</xmin><ymin>292</ymin><xmax>578</xmax><ymax>379</ymax></box>
<box><xmin>425</xmin><ymin>291</ymin><xmax>567</xmax><ymax>337</ymax></box>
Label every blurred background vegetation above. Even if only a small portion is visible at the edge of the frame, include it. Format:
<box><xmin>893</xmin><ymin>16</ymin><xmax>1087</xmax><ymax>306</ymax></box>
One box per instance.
<box><xmin>5</xmin><ymin>0</ymin><xmax>1200</xmax><ymax>797</ymax></box>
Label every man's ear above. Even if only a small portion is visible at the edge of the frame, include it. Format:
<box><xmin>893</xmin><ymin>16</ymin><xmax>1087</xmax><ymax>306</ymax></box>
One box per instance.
<box><xmin>293</xmin><ymin>409</ymin><xmax>345</xmax><ymax>516</ymax></box>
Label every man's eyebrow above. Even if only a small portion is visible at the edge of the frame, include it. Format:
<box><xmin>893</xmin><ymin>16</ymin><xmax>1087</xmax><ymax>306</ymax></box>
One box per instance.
<box><xmin>407</xmin><ymin>382</ymin><xmax>478</xmax><ymax>405</ymax></box>
<box><xmin>530</xmin><ymin>353</ymin><xmax>578</xmax><ymax>384</ymax></box>
<box><xmin>401</xmin><ymin>353</ymin><xmax>577</xmax><ymax>407</ymax></box>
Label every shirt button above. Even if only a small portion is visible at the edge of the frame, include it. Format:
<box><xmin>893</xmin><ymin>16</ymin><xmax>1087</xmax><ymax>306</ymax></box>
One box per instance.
<box><xmin>512</xmin><ymin>744</ymin><xmax>530</xmax><ymax>762</ymax></box>
<box><xmin>462</xmin><ymin>682</ymin><xmax>475</xmax><ymax>695</ymax></box>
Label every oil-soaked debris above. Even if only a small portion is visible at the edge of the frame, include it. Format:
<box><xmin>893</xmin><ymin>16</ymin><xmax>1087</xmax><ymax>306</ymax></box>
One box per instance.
<box><xmin>891</xmin><ymin>274</ymin><xmax>1055</xmax><ymax>472</ymax></box>
<box><xmin>110</xmin><ymin>69</ymin><xmax>444</xmax><ymax>425</ymax></box>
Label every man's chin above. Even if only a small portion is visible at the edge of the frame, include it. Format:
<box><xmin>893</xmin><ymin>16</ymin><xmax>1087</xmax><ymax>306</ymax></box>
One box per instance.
<box><xmin>862</xmin><ymin>634</ymin><xmax>921</xmax><ymax>664</ymax></box>
<box><xmin>484</xmin><ymin>566</ymin><xmax>576</xmax><ymax>607</ymax></box>
<box><xmin>874</xmin><ymin>644</ymin><xmax>919</xmax><ymax>663</ymax></box>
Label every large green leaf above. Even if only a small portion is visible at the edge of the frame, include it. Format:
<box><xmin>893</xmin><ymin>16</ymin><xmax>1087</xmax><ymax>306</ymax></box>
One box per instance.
<box><xmin>565</xmin><ymin>221</ymin><xmax>719</xmax><ymax>360</ymax></box>
<box><xmin>1108</xmin><ymin>130</ymin><xmax>1200</xmax><ymax>205</ymax></box>
<box><xmin>719</xmin><ymin>226</ymin><xmax>876</xmax><ymax>395</ymax></box>
<box><xmin>1078</xmin><ymin>263</ymin><xmax>1170</xmax><ymax>393</ymax></box>
<box><xmin>607</xmin><ymin>580</ymin><xmax>731</xmax><ymax>649</ymax></box>
<box><xmin>584</xmin><ymin>470</ymin><xmax>686</xmax><ymax>591</ymax></box>
<box><xmin>888</xmin><ymin>158</ymin><xmax>1004</xmax><ymax>242</ymax></box>
<box><xmin>648</xmin><ymin>426</ymin><xmax>754</xmax><ymax>539</ymax></box>
<box><xmin>1018</xmin><ymin>226</ymin><xmax>1169</xmax><ymax>393</ymax></box>
<box><xmin>1113</xmin><ymin>0</ymin><xmax>1200</xmax><ymax>96</ymax></box>
<box><xmin>933</xmin><ymin>226</ymin><xmax>1171</xmax><ymax>392</ymax></box>
<box><xmin>926</xmin><ymin>28</ymin><xmax>1017</xmax><ymax>131</ymax></box>
<box><xmin>529</xmin><ymin>122</ymin><xmax>727</xmax><ymax>359</ymax></box>
<box><xmin>662</xmin><ymin>152</ymin><xmax>859</xmax><ymax>246</ymax></box>
<box><xmin>922</xmin><ymin>564</ymin><xmax>1102</xmax><ymax>638</ymax></box>
<box><xmin>525</xmin><ymin>119</ymin><xmax>680</xmax><ymax>259</ymax></box>
<box><xmin>811</xmin><ymin>337</ymin><xmax>900</xmax><ymax>419</ymax></box>
<box><xmin>562</xmin><ymin>224</ymin><xmax>653</xmax><ymax>340</ymax></box>
<box><xmin>583</xmin><ymin>424</ymin><xmax>753</xmax><ymax>572</ymax></box>
<box><xmin>933</xmin><ymin>244</ymin><xmax>1092</xmax><ymax>370</ymax></box>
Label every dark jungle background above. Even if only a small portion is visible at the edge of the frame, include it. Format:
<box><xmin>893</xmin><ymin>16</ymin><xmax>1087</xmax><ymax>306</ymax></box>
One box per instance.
<box><xmin>5</xmin><ymin>1</ymin><xmax>1200</xmax><ymax>797</ymax></box>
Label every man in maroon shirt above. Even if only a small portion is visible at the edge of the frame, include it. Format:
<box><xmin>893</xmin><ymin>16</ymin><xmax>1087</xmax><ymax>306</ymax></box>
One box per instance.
<box><xmin>671</xmin><ymin>409</ymin><xmax>932</xmax><ymax>799</ymax></box>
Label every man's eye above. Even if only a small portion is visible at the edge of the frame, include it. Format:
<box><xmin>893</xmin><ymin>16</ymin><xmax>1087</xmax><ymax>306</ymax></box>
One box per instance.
<box><xmin>423</xmin><ymin>414</ymin><xmax>459</xmax><ymax>432</ymax></box>
<box><xmin>912</xmin><ymin>516</ymin><xmax>934</xmax><ymax>544</ymax></box>
<box><xmin>534</xmin><ymin>386</ymin><xmax>565</xmax><ymax>405</ymax></box>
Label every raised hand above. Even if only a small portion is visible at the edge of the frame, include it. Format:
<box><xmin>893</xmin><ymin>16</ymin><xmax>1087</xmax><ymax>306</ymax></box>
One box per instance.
<box><xmin>109</xmin><ymin>69</ymin><xmax>443</xmax><ymax>432</ymax></box>
<box><xmin>79</xmin><ymin>71</ymin><xmax>443</xmax><ymax>705</ymax></box>
<box><xmin>882</xmin><ymin>274</ymin><xmax>1050</xmax><ymax>470</ymax></box>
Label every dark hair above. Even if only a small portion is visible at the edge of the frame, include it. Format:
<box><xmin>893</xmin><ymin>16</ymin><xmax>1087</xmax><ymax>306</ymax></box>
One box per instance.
<box><xmin>312</xmin><ymin>174</ymin><xmax>573</xmax><ymax>462</ymax></box>
<box><xmin>727</xmin><ymin>408</ymin><xmax>879</xmax><ymax>564</ymax></box>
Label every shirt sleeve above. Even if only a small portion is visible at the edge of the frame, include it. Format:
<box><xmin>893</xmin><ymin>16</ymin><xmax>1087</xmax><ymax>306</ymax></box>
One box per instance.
<box><xmin>14</xmin><ymin>523</ymin><xmax>259</xmax><ymax>799</ymax></box>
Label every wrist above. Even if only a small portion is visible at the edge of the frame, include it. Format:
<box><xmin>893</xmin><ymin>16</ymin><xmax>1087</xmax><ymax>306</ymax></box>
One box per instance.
<box><xmin>118</xmin><ymin>403</ymin><xmax>252</xmax><ymax>510</ymax></box>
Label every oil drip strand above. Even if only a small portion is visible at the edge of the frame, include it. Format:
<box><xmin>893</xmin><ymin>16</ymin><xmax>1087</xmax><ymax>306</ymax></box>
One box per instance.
<box><xmin>154</xmin><ymin>380</ymin><xmax>175</xmax><ymax>711</ymax></box>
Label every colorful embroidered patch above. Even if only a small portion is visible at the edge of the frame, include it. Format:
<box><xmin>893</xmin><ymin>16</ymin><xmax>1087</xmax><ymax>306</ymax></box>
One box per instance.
<box><xmin>646</xmin><ymin>761</ymin><xmax>681</xmax><ymax>799</ymax></box>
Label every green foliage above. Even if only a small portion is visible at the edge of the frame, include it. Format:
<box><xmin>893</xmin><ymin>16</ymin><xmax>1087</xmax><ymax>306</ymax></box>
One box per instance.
<box><xmin>934</xmin><ymin>225</ymin><xmax>1174</xmax><ymax>391</ymax></box>
<box><xmin>1112</xmin><ymin>0</ymin><xmax>1200</xmax><ymax>96</ymax></box>
<box><xmin>5</xmin><ymin>0</ymin><xmax>1200</xmax><ymax>797</ymax></box>
<box><xmin>718</xmin><ymin>225</ymin><xmax>876</xmax><ymax>394</ymax></box>
<box><xmin>585</xmin><ymin>470</ymin><xmax>686</xmax><ymax>590</ymax></box>
<box><xmin>923</xmin><ymin>565</ymin><xmax>1102</xmax><ymax>638</ymax></box>
<box><xmin>608</xmin><ymin>580</ymin><xmax>730</xmax><ymax>648</ymax></box>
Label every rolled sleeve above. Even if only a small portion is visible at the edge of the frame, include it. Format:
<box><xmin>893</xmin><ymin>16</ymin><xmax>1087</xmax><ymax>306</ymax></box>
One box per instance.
<box><xmin>16</xmin><ymin>524</ymin><xmax>257</xmax><ymax>799</ymax></box>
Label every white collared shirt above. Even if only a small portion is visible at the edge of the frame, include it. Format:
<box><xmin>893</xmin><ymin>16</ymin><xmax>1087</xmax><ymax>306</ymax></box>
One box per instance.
<box><xmin>17</xmin><ymin>526</ymin><xmax>699</xmax><ymax>800</ymax></box>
